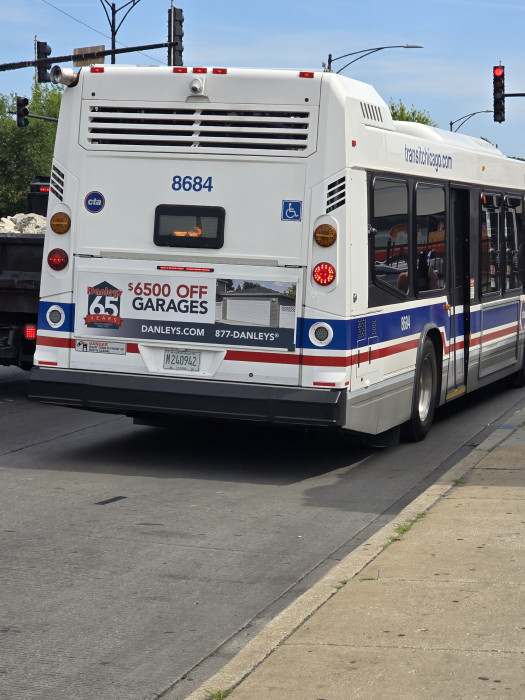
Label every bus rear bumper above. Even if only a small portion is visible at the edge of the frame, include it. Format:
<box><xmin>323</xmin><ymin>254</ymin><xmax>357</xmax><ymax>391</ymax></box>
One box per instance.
<box><xmin>28</xmin><ymin>367</ymin><xmax>346</xmax><ymax>427</ymax></box>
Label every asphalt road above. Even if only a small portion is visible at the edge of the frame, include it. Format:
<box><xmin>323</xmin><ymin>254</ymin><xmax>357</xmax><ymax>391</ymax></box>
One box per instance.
<box><xmin>1</xmin><ymin>367</ymin><xmax>523</xmax><ymax>700</ymax></box>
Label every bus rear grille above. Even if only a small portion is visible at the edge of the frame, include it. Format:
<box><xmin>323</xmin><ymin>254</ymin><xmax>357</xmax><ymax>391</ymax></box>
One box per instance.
<box><xmin>50</xmin><ymin>164</ymin><xmax>64</xmax><ymax>201</ymax></box>
<box><xmin>81</xmin><ymin>104</ymin><xmax>316</xmax><ymax>155</ymax></box>
<box><xmin>326</xmin><ymin>176</ymin><xmax>345</xmax><ymax>213</ymax></box>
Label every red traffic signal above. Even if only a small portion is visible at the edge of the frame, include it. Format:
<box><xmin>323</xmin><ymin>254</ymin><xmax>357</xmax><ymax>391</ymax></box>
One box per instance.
<box><xmin>493</xmin><ymin>65</ymin><xmax>505</xmax><ymax>123</ymax></box>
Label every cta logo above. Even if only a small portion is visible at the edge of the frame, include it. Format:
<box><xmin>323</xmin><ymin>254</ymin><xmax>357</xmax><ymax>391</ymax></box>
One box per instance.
<box><xmin>84</xmin><ymin>191</ymin><xmax>105</xmax><ymax>213</ymax></box>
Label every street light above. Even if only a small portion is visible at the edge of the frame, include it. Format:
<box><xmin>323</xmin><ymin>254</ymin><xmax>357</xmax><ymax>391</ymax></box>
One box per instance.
<box><xmin>449</xmin><ymin>110</ymin><xmax>493</xmax><ymax>132</ymax></box>
<box><xmin>326</xmin><ymin>45</ymin><xmax>423</xmax><ymax>74</ymax></box>
<box><xmin>99</xmin><ymin>0</ymin><xmax>143</xmax><ymax>64</ymax></box>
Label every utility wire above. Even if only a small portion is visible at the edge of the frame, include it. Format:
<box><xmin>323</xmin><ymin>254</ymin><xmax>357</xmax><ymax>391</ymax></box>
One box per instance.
<box><xmin>37</xmin><ymin>0</ymin><xmax>164</xmax><ymax>63</ymax></box>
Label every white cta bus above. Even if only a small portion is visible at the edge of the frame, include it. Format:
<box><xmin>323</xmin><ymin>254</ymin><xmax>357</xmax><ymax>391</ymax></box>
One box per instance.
<box><xmin>29</xmin><ymin>64</ymin><xmax>525</xmax><ymax>440</ymax></box>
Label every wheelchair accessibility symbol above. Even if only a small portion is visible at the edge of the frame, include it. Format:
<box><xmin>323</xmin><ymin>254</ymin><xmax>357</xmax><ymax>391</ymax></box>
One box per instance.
<box><xmin>281</xmin><ymin>200</ymin><xmax>302</xmax><ymax>222</ymax></box>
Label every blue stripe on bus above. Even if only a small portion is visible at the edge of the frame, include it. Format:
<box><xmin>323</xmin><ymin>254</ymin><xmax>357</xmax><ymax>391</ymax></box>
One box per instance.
<box><xmin>300</xmin><ymin>303</ymin><xmax>450</xmax><ymax>351</ymax></box>
<box><xmin>37</xmin><ymin>300</ymin><xmax>518</xmax><ymax>354</ymax></box>
<box><xmin>469</xmin><ymin>303</ymin><xmax>519</xmax><ymax>335</ymax></box>
<box><xmin>38</xmin><ymin>301</ymin><xmax>75</xmax><ymax>333</ymax></box>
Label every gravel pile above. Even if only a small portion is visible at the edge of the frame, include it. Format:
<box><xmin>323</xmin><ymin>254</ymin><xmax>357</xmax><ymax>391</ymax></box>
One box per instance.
<box><xmin>0</xmin><ymin>213</ymin><xmax>46</xmax><ymax>234</ymax></box>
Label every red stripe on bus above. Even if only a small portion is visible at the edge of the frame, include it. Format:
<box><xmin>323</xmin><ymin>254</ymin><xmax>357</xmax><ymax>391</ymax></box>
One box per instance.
<box><xmin>370</xmin><ymin>338</ymin><xmax>420</xmax><ymax>360</ymax></box>
<box><xmin>470</xmin><ymin>324</ymin><xmax>519</xmax><ymax>348</ymax></box>
<box><xmin>37</xmin><ymin>337</ymin><xmax>142</xmax><ymax>354</ymax></box>
<box><xmin>226</xmin><ymin>352</ymin><xmax>352</xmax><ymax>367</ymax></box>
<box><xmin>302</xmin><ymin>354</ymin><xmax>352</xmax><ymax>367</ymax></box>
<box><xmin>35</xmin><ymin>334</ymin><xmax>483</xmax><ymax>367</ymax></box>
<box><xmin>225</xmin><ymin>350</ymin><xmax>300</xmax><ymax>364</ymax></box>
<box><xmin>37</xmin><ymin>336</ymin><xmax>74</xmax><ymax>348</ymax></box>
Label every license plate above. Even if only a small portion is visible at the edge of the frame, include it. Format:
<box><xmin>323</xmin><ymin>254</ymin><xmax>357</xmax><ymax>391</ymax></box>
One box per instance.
<box><xmin>163</xmin><ymin>349</ymin><xmax>201</xmax><ymax>371</ymax></box>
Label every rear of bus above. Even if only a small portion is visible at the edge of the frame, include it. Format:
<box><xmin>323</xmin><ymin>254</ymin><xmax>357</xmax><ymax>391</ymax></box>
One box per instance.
<box><xmin>29</xmin><ymin>65</ymin><xmax>351</xmax><ymax>428</ymax></box>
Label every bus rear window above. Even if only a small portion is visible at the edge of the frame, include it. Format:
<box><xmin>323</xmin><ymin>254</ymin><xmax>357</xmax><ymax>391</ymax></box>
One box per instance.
<box><xmin>154</xmin><ymin>205</ymin><xmax>225</xmax><ymax>249</ymax></box>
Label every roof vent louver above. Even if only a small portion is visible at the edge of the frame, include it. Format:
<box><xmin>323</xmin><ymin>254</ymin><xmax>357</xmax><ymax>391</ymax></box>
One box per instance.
<box><xmin>81</xmin><ymin>103</ymin><xmax>317</xmax><ymax>157</ymax></box>
<box><xmin>360</xmin><ymin>102</ymin><xmax>383</xmax><ymax>123</ymax></box>
<box><xmin>326</xmin><ymin>176</ymin><xmax>345</xmax><ymax>213</ymax></box>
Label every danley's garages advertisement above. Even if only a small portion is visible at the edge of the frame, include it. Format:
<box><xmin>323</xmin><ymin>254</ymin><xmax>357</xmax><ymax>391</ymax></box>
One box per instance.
<box><xmin>75</xmin><ymin>272</ymin><xmax>297</xmax><ymax>350</ymax></box>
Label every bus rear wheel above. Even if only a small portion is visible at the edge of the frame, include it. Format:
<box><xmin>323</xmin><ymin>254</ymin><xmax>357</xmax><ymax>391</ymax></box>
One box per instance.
<box><xmin>402</xmin><ymin>337</ymin><xmax>437</xmax><ymax>442</ymax></box>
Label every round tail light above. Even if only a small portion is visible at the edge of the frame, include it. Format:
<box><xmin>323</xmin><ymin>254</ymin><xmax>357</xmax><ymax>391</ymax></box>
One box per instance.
<box><xmin>47</xmin><ymin>248</ymin><xmax>69</xmax><ymax>271</ymax></box>
<box><xmin>313</xmin><ymin>262</ymin><xmax>336</xmax><ymax>286</ymax></box>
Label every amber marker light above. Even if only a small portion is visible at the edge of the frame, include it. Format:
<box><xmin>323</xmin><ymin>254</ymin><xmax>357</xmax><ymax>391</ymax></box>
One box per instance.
<box><xmin>50</xmin><ymin>212</ymin><xmax>71</xmax><ymax>234</ymax></box>
<box><xmin>314</xmin><ymin>224</ymin><xmax>337</xmax><ymax>247</ymax></box>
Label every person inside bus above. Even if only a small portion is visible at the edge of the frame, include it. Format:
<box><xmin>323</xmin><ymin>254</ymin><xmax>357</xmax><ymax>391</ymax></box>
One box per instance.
<box><xmin>398</xmin><ymin>252</ymin><xmax>438</xmax><ymax>294</ymax></box>
<box><xmin>417</xmin><ymin>250</ymin><xmax>438</xmax><ymax>291</ymax></box>
<box><xmin>428</xmin><ymin>249</ymin><xmax>444</xmax><ymax>287</ymax></box>
<box><xmin>397</xmin><ymin>270</ymin><xmax>409</xmax><ymax>293</ymax></box>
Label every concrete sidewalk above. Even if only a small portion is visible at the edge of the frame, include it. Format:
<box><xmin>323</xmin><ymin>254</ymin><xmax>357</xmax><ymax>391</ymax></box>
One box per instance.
<box><xmin>184</xmin><ymin>407</ymin><xmax>525</xmax><ymax>700</ymax></box>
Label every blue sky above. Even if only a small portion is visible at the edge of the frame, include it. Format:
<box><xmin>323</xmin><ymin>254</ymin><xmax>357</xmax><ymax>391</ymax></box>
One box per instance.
<box><xmin>2</xmin><ymin>0</ymin><xmax>525</xmax><ymax>158</ymax></box>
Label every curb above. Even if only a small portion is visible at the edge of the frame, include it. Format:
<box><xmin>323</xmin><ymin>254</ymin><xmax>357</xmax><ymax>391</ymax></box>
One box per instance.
<box><xmin>182</xmin><ymin>409</ymin><xmax>525</xmax><ymax>700</ymax></box>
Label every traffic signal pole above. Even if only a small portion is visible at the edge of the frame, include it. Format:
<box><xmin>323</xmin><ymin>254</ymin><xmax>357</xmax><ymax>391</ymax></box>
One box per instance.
<box><xmin>11</xmin><ymin>94</ymin><xmax>58</xmax><ymax>126</ymax></box>
<box><xmin>0</xmin><ymin>41</ymin><xmax>177</xmax><ymax>74</ymax></box>
<box><xmin>492</xmin><ymin>64</ymin><xmax>525</xmax><ymax>124</ymax></box>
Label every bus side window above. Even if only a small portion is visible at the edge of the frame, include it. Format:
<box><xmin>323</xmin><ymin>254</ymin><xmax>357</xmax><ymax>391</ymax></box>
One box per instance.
<box><xmin>480</xmin><ymin>194</ymin><xmax>501</xmax><ymax>295</ymax></box>
<box><xmin>370</xmin><ymin>178</ymin><xmax>409</xmax><ymax>295</ymax></box>
<box><xmin>415</xmin><ymin>184</ymin><xmax>446</xmax><ymax>293</ymax></box>
<box><xmin>505</xmin><ymin>195</ymin><xmax>523</xmax><ymax>290</ymax></box>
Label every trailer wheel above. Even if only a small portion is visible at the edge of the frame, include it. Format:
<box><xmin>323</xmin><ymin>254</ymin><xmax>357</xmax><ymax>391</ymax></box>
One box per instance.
<box><xmin>402</xmin><ymin>337</ymin><xmax>437</xmax><ymax>442</ymax></box>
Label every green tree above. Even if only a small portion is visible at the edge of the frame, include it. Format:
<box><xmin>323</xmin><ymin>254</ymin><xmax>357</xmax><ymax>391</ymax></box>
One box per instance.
<box><xmin>389</xmin><ymin>98</ymin><xmax>437</xmax><ymax>126</ymax></box>
<box><xmin>0</xmin><ymin>80</ymin><xmax>62</xmax><ymax>217</ymax></box>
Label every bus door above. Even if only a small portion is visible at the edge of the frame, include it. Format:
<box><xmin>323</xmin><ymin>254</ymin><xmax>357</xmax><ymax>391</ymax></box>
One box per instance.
<box><xmin>478</xmin><ymin>194</ymin><xmax>521</xmax><ymax>378</ymax></box>
<box><xmin>447</xmin><ymin>187</ymin><xmax>470</xmax><ymax>397</ymax></box>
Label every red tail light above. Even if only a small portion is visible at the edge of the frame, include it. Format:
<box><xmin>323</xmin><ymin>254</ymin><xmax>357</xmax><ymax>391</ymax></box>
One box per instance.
<box><xmin>47</xmin><ymin>248</ymin><xmax>69</xmax><ymax>271</ymax></box>
<box><xmin>313</xmin><ymin>263</ymin><xmax>336</xmax><ymax>286</ymax></box>
<box><xmin>24</xmin><ymin>323</ymin><xmax>37</xmax><ymax>340</ymax></box>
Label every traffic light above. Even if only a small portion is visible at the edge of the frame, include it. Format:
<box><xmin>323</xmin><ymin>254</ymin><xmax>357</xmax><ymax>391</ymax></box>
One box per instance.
<box><xmin>168</xmin><ymin>7</ymin><xmax>184</xmax><ymax>66</ymax></box>
<box><xmin>493</xmin><ymin>65</ymin><xmax>505</xmax><ymax>123</ymax></box>
<box><xmin>36</xmin><ymin>41</ymin><xmax>52</xmax><ymax>83</ymax></box>
<box><xmin>16</xmin><ymin>95</ymin><xmax>29</xmax><ymax>128</ymax></box>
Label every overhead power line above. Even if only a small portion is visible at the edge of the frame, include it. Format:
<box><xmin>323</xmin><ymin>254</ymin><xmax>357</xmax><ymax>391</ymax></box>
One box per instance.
<box><xmin>37</xmin><ymin>0</ymin><xmax>163</xmax><ymax>63</ymax></box>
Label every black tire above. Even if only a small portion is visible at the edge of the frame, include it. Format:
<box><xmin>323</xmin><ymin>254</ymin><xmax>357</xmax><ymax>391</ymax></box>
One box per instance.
<box><xmin>402</xmin><ymin>337</ymin><xmax>438</xmax><ymax>442</ymax></box>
